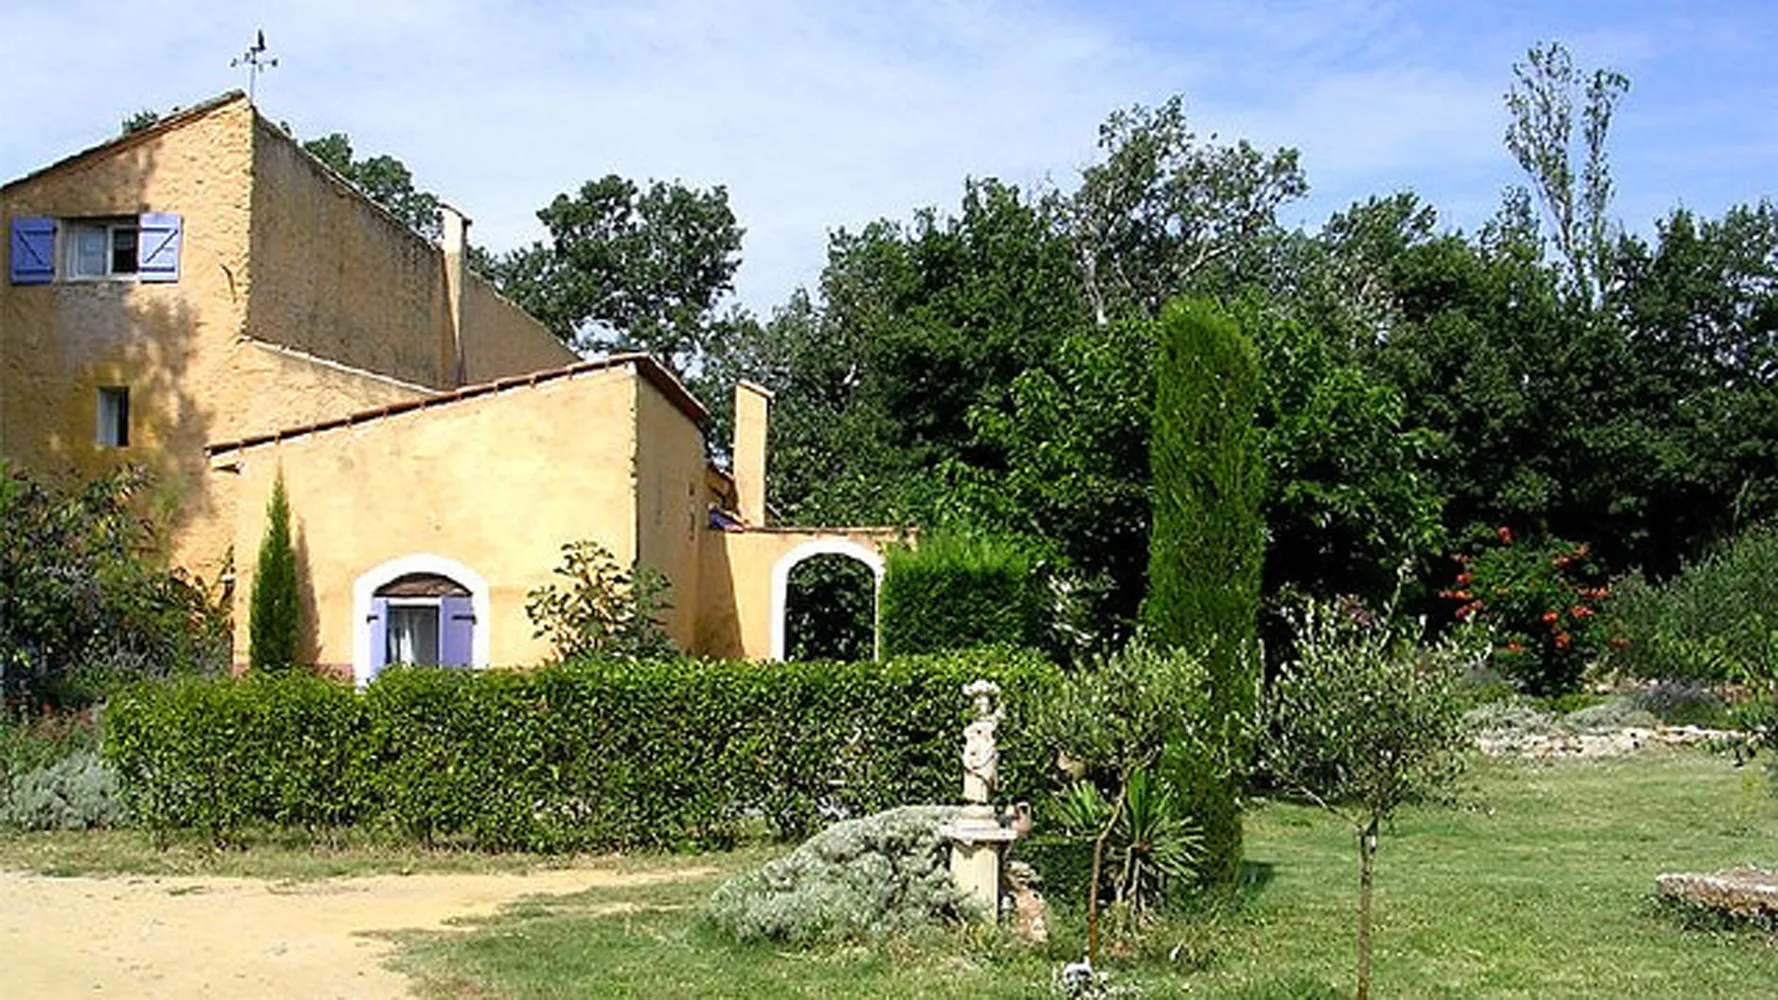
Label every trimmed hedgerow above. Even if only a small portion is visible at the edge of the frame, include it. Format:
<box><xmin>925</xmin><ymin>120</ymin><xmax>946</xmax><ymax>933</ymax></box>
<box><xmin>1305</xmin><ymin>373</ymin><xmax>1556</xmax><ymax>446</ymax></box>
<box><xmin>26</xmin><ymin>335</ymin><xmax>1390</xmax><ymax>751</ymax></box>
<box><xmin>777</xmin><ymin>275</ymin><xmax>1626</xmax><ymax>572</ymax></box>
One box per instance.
<box><xmin>103</xmin><ymin>649</ymin><xmax>1062</xmax><ymax>851</ymax></box>
<box><xmin>879</xmin><ymin>532</ymin><xmax>1047</xmax><ymax>657</ymax></box>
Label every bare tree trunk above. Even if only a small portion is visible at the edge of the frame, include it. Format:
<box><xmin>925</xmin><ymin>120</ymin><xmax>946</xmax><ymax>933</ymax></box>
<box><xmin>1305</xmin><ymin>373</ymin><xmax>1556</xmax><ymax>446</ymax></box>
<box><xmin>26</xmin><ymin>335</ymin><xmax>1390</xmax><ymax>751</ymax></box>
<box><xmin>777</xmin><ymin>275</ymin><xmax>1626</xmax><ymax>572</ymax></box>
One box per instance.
<box><xmin>1356</xmin><ymin>817</ymin><xmax>1378</xmax><ymax>1000</ymax></box>
<box><xmin>1086</xmin><ymin>780</ymin><xmax>1129</xmax><ymax>967</ymax></box>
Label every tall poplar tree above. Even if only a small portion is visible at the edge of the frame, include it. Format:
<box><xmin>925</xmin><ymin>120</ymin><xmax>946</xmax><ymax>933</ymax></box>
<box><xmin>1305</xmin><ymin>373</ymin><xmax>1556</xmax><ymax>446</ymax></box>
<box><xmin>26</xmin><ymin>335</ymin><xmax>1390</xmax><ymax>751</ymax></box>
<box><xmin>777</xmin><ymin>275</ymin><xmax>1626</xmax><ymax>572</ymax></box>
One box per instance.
<box><xmin>1141</xmin><ymin>296</ymin><xmax>1265</xmax><ymax>887</ymax></box>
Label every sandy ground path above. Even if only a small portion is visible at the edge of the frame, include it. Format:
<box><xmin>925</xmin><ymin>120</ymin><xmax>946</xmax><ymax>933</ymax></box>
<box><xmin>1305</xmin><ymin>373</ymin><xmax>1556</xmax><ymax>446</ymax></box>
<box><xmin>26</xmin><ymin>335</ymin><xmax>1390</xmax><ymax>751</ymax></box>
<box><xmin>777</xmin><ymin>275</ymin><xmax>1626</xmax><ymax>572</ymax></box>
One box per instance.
<box><xmin>0</xmin><ymin>864</ymin><xmax>710</xmax><ymax>998</ymax></box>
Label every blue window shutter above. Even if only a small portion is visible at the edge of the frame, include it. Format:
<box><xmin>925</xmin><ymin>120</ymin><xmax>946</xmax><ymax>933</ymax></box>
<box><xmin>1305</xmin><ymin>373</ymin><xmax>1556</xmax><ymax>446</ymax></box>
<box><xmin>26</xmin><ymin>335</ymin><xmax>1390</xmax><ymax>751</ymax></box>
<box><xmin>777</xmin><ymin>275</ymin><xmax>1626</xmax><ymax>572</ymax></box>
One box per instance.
<box><xmin>137</xmin><ymin>213</ymin><xmax>181</xmax><ymax>282</ymax></box>
<box><xmin>9</xmin><ymin>217</ymin><xmax>55</xmax><ymax>284</ymax></box>
<box><xmin>369</xmin><ymin>598</ymin><xmax>389</xmax><ymax>678</ymax></box>
<box><xmin>439</xmin><ymin>596</ymin><xmax>475</xmax><ymax>668</ymax></box>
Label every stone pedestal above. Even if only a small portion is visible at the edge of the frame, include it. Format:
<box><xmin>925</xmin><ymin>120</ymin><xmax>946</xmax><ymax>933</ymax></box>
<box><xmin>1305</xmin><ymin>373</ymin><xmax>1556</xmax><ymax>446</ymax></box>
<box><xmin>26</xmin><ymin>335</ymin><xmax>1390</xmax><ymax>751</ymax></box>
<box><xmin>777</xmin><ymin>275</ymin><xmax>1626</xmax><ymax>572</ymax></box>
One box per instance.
<box><xmin>942</xmin><ymin>808</ymin><xmax>1017</xmax><ymax>916</ymax></box>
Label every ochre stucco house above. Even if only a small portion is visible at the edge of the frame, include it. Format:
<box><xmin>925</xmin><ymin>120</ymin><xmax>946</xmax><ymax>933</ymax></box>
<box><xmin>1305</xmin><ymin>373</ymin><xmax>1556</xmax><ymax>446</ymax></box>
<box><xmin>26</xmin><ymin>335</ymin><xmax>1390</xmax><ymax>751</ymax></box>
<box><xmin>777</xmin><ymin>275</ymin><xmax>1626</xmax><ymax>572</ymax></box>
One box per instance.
<box><xmin>2</xmin><ymin>92</ymin><xmax>896</xmax><ymax>679</ymax></box>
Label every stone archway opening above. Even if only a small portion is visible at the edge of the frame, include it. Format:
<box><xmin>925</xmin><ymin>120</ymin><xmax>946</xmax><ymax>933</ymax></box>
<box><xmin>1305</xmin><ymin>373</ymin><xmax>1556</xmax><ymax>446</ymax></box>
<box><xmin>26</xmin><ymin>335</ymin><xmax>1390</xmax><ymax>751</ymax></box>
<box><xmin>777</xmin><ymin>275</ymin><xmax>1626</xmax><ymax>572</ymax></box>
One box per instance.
<box><xmin>768</xmin><ymin>539</ymin><xmax>885</xmax><ymax>661</ymax></box>
<box><xmin>784</xmin><ymin>553</ymin><xmax>878</xmax><ymax>662</ymax></box>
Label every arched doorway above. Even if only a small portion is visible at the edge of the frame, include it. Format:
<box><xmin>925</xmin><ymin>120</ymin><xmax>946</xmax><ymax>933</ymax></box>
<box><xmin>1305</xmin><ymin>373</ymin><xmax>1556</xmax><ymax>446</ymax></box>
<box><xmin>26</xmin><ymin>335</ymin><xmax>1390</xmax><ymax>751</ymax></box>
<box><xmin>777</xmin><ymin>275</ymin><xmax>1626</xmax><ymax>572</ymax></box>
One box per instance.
<box><xmin>769</xmin><ymin>539</ymin><xmax>885</xmax><ymax>661</ymax></box>
<box><xmin>784</xmin><ymin>553</ymin><xmax>877</xmax><ymax>661</ymax></box>
<box><xmin>352</xmin><ymin>554</ymin><xmax>491</xmax><ymax>685</ymax></box>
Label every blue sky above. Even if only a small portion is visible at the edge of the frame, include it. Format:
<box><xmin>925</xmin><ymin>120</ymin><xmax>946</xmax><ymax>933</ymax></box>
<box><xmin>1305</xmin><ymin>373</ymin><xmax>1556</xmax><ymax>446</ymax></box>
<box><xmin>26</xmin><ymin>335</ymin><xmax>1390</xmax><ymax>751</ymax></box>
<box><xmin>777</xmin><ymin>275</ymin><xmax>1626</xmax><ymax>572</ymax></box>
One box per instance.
<box><xmin>5</xmin><ymin>0</ymin><xmax>1774</xmax><ymax>314</ymax></box>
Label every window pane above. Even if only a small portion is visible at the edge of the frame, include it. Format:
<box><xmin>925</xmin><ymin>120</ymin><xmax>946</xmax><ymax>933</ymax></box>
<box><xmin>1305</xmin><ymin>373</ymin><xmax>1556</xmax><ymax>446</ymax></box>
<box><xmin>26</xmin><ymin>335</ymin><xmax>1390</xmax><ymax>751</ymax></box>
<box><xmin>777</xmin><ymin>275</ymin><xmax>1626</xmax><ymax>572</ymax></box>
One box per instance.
<box><xmin>111</xmin><ymin>226</ymin><xmax>138</xmax><ymax>274</ymax></box>
<box><xmin>71</xmin><ymin>227</ymin><xmax>107</xmax><ymax>277</ymax></box>
<box><xmin>386</xmin><ymin>605</ymin><xmax>441</xmax><ymax>665</ymax></box>
<box><xmin>97</xmin><ymin>387</ymin><xmax>129</xmax><ymax>447</ymax></box>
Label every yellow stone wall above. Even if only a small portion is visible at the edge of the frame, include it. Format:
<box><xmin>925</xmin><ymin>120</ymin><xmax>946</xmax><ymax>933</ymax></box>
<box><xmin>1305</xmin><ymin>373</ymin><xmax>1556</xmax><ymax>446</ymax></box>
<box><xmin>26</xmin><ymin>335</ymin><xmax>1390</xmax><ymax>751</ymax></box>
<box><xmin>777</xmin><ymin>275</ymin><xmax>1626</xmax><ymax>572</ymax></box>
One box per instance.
<box><xmin>701</xmin><ymin>528</ymin><xmax>901</xmax><ymax>661</ymax></box>
<box><xmin>2</xmin><ymin>96</ymin><xmax>571</xmax><ymax>582</ymax></box>
<box><xmin>633</xmin><ymin>375</ymin><xmax>711</xmax><ymax>650</ymax></box>
<box><xmin>460</xmin><ymin>273</ymin><xmax>577</xmax><ymax>382</ymax></box>
<box><xmin>245</xmin><ymin>118</ymin><xmax>573</xmax><ymax>389</ymax></box>
<box><xmin>1</xmin><ymin>99</ymin><xmax>256</xmax><ymax>576</ymax></box>
<box><xmin>221</xmin><ymin>365</ymin><xmax>643</xmax><ymax>670</ymax></box>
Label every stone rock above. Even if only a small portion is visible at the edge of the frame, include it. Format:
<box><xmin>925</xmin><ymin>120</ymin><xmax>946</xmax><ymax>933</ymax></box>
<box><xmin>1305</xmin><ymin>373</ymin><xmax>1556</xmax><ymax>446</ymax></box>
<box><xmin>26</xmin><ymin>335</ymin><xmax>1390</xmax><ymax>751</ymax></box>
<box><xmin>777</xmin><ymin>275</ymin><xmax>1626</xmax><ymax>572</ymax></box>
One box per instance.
<box><xmin>1656</xmin><ymin>867</ymin><xmax>1778</xmax><ymax>928</ymax></box>
<box><xmin>1004</xmin><ymin>860</ymin><xmax>1049</xmax><ymax>945</ymax></box>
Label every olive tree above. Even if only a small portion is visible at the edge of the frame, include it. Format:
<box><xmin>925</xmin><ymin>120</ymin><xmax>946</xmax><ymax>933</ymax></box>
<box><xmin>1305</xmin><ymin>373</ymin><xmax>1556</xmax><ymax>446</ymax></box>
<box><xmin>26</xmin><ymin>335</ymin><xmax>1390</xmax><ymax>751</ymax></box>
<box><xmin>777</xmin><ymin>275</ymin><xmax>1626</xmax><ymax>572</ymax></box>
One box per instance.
<box><xmin>1037</xmin><ymin>641</ymin><xmax>1238</xmax><ymax>967</ymax></box>
<box><xmin>1263</xmin><ymin>598</ymin><xmax>1484</xmax><ymax>1000</ymax></box>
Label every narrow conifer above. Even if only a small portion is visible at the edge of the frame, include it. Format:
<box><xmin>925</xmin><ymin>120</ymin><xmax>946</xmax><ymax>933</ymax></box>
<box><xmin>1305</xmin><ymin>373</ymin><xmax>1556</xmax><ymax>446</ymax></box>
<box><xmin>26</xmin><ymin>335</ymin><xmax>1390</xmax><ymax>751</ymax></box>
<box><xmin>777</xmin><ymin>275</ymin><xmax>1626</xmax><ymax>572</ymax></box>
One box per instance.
<box><xmin>1142</xmin><ymin>296</ymin><xmax>1265</xmax><ymax>888</ymax></box>
<box><xmin>249</xmin><ymin>472</ymin><xmax>301</xmax><ymax>672</ymax></box>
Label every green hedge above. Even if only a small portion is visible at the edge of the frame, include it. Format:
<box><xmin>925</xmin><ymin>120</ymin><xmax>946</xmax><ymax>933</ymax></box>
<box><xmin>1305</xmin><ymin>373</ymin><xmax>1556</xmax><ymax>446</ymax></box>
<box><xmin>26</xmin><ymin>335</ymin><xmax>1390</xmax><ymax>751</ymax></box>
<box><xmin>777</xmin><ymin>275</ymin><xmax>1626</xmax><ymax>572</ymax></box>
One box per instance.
<box><xmin>879</xmin><ymin>533</ymin><xmax>1047</xmax><ymax>656</ymax></box>
<box><xmin>104</xmin><ymin>650</ymin><xmax>1061</xmax><ymax>851</ymax></box>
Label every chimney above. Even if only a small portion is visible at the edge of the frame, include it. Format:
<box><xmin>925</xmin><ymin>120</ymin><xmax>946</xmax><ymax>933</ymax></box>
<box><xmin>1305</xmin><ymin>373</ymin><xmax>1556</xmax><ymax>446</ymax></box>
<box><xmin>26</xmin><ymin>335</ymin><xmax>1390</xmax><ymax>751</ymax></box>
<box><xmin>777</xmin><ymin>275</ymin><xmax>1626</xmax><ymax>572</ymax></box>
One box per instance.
<box><xmin>733</xmin><ymin>381</ymin><xmax>772</xmax><ymax>526</ymax></box>
<box><xmin>440</xmin><ymin>204</ymin><xmax>470</xmax><ymax>387</ymax></box>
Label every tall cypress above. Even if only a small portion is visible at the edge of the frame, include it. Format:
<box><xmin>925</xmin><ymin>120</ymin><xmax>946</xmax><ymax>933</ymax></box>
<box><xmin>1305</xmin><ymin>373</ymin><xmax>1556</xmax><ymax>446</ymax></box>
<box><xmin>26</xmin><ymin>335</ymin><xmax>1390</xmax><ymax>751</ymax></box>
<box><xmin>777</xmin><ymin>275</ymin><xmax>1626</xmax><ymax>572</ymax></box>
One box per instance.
<box><xmin>1142</xmin><ymin>296</ymin><xmax>1265</xmax><ymax>887</ymax></box>
<box><xmin>249</xmin><ymin>471</ymin><xmax>301</xmax><ymax>672</ymax></box>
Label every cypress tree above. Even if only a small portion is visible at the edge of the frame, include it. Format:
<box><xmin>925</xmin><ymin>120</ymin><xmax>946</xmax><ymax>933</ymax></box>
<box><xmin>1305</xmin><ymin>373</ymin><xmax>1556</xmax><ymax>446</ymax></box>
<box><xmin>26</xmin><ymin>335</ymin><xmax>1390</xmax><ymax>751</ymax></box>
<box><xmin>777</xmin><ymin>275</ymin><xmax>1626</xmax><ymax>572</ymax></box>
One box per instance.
<box><xmin>249</xmin><ymin>471</ymin><xmax>301</xmax><ymax>672</ymax></box>
<box><xmin>1142</xmin><ymin>296</ymin><xmax>1265</xmax><ymax>887</ymax></box>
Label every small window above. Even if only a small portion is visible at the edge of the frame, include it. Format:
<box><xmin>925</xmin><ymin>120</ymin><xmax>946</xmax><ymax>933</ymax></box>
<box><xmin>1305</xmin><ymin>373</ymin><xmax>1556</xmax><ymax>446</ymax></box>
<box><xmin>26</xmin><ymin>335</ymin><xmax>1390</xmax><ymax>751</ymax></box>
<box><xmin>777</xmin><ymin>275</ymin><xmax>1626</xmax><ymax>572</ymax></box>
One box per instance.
<box><xmin>97</xmin><ymin>387</ymin><xmax>129</xmax><ymax>447</ymax></box>
<box><xmin>386</xmin><ymin>601</ymin><xmax>442</xmax><ymax>666</ymax></box>
<box><xmin>65</xmin><ymin>220</ymin><xmax>139</xmax><ymax>279</ymax></box>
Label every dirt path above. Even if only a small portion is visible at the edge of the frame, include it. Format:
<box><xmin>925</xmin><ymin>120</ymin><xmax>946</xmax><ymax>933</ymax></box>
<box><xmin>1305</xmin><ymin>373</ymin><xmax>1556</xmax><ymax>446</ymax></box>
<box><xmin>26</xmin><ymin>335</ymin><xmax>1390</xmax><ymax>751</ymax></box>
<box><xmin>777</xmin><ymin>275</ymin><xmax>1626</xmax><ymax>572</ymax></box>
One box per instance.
<box><xmin>0</xmin><ymin>864</ymin><xmax>710</xmax><ymax>998</ymax></box>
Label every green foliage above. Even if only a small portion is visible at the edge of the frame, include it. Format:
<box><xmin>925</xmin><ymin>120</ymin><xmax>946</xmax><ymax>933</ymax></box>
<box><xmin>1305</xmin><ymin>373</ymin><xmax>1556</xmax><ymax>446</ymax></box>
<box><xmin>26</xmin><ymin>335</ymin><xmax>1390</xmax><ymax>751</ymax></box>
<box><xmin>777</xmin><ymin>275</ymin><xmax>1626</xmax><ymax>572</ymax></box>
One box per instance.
<box><xmin>1072</xmin><ymin>95</ymin><xmax>1307</xmax><ymax>319</ymax></box>
<box><xmin>0</xmin><ymin>462</ymin><xmax>226</xmax><ymax>707</ymax></box>
<box><xmin>120</xmin><ymin>109</ymin><xmax>161</xmax><ymax>134</ymax></box>
<box><xmin>1447</xmin><ymin>529</ymin><xmax>1611</xmax><ymax>694</ymax></box>
<box><xmin>1035</xmin><ymin>641</ymin><xmax>1226</xmax><ymax>957</ymax></box>
<box><xmin>1</xmin><ymin>750</ymin><xmax>127</xmax><ymax>830</ymax></box>
<box><xmin>785</xmin><ymin>554</ymin><xmax>877</xmax><ymax>662</ymax></box>
<box><xmin>301</xmin><ymin>133</ymin><xmax>444</xmax><ymax>240</ymax></box>
<box><xmin>704</xmin><ymin>805</ymin><xmax>975</xmax><ymax>944</ymax></box>
<box><xmin>1606</xmin><ymin>524</ymin><xmax>1778</xmax><ymax>683</ymax></box>
<box><xmin>1044</xmin><ymin>769</ymin><xmax>1202</xmax><ymax>920</ymax></box>
<box><xmin>879</xmin><ymin>532</ymin><xmax>1046</xmax><ymax>657</ymax></box>
<box><xmin>248</xmin><ymin>473</ymin><xmax>301</xmax><ymax>673</ymax></box>
<box><xmin>102</xmin><ymin>650</ymin><xmax>1062</xmax><ymax>850</ymax></box>
<box><xmin>524</xmin><ymin>540</ymin><xmax>676</xmax><ymax>662</ymax></box>
<box><xmin>489</xmin><ymin>175</ymin><xmax>744</xmax><ymax>370</ymax></box>
<box><xmin>104</xmin><ymin>673</ymin><xmax>367</xmax><ymax>842</ymax></box>
<box><xmin>1142</xmin><ymin>296</ymin><xmax>1264</xmax><ymax>888</ymax></box>
<box><xmin>1265</xmin><ymin>599</ymin><xmax>1479</xmax><ymax>819</ymax></box>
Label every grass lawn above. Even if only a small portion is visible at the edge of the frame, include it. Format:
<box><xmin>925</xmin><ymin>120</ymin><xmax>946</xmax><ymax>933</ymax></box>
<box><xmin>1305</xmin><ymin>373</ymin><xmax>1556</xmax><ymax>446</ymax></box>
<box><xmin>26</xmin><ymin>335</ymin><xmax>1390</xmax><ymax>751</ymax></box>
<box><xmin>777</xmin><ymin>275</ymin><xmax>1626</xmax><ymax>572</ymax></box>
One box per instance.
<box><xmin>391</xmin><ymin>749</ymin><xmax>1778</xmax><ymax>999</ymax></box>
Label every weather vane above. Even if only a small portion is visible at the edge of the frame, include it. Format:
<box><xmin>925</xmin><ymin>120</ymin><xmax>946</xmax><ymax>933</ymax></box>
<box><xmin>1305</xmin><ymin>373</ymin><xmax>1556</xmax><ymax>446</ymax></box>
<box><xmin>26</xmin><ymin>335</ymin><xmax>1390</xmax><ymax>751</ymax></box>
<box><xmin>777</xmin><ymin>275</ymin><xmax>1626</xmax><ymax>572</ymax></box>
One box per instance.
<box><xmin>231</xmin><ymin>29</ymin><xmax>279</xmax><ymax>106</ymax></box>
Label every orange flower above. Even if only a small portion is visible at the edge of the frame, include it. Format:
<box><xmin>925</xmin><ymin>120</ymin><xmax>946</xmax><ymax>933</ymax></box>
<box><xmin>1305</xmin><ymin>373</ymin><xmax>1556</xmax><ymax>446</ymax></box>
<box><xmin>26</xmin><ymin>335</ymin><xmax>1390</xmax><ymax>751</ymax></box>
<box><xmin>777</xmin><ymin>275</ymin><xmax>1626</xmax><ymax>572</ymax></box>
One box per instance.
<box><xmin>1570</xmin><ymin>605</ymin><xmax>1595</xmax><ymax>619</ymax></box>
<box><xmin>1609</xmin><ymin>637</ymin><xmax>1631</xmax><ymax>650</ymax></box>
<box><xmin>1541</xmin><ymin>610</ymin><xmax>1559</xmax><ymax>623</ymax></box>
<box><xmin>1455</xmin><ymin>572</ymin><xmax>1474</xmax><ymax>585</ymax></box>
<box><xmin>1555</xmin><ymin>632</ymin><xmax>1573</xmax><ymax>651</ymax></box>
<box><xmin>1497</xmin><ymin>525</ymin><xmax>1514</xmax><ymax>544</ymax></box>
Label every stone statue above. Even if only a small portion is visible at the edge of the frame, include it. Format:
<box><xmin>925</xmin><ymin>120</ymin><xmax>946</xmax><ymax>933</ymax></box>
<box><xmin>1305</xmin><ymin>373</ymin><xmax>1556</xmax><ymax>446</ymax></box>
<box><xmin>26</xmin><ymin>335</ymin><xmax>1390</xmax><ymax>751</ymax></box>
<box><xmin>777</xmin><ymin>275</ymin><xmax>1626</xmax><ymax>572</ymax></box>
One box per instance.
<box><xmin>961</xmin><ymin>679</ymin><xmax>1003</xmax><ymax>805</ymax></box>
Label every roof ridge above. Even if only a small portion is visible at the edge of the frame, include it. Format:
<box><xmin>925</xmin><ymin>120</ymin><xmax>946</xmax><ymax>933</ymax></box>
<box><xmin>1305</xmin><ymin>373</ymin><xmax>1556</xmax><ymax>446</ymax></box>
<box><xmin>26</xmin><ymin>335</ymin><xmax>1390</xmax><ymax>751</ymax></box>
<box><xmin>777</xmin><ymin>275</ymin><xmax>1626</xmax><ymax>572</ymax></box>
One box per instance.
<box><xmin>2</xmin><ymin>92</ymin><xmax>248</xmax><ymax>193</ymax></box>
<box><xmin>206</xmin><ymin>354</ymin><xmax>708</xmax><ymax>457</ymax></box>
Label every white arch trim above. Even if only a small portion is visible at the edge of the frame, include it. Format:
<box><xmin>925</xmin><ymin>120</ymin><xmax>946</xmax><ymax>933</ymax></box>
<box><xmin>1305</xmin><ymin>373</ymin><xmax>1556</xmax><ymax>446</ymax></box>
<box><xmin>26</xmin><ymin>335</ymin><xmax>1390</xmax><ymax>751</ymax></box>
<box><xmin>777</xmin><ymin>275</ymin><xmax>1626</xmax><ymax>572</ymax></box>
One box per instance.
<box><xmin>768</xmin><ymin>538</ymin><xmax>886</xmax><ymax>662</ymax></box>
<box><xmin>352</xmin><ymin>553</ymin><xmax>492</xmax><ymax>686</ymax></box>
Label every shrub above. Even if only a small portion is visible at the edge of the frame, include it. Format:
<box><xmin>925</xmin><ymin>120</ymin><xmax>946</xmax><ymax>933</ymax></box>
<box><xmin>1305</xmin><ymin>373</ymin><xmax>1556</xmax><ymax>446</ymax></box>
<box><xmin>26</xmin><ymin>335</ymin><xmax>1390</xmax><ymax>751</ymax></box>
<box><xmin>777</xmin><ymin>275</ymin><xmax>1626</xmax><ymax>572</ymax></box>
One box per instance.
<box><xmin>0</xmin><ymin>462</ymin><xmax>227</xmax><ymax>707</ymax></box>
<box><xmin>104</xmin><ymin>673</ymin><xmax>367</xmax><ymax>842</ymax></box>
<box><xmin>1561</xmin><ymin>697</ymin><xmax>1660</xmax><ymax>733</ymax></box>
<box><xmin>104</xmin><ymin>649</ymin><xmax>1063</xmax><ymax>850</ymax></box>
<box><xmin>1142</xmin><ymin>296</ymin><xmax>1265</xmax><ymax>889</ymax></box>
<box><xmin>249</xmin><ymin>472</ymin><xmax>302</xmax><ymax>672</ymax></box>
<box><xmin>879</xmin><ymin>531</ymin><xmax>1046</xmax><ymax>656</ymax></box>
<box><xmin>1445</xmin><ymin>529</ymin><xmax>1610</xmax><ymax>695</ymax></box>
<box><xmin>525</xmin><ymin>540</ymin><xmax>675</xmax><ymax>661</ymax></box>
<box><xmin>1605</xmin><ymin>523</ymin><xmax>1778</xmax><ymax>683</ymax></box>
<box><xmin>1034</xmin><ymin>641</ymin><xmax>1225</xmax><ymax>961</ymax></box>
<box><xmin>705</xmin><ymin>805</ymin><xmax>974</xmax><ymax>943</ymax></box>
<box><xmin>1</xmin><ymin>750</ymin><xmax>127</xmax><ymax>830</ymax></box>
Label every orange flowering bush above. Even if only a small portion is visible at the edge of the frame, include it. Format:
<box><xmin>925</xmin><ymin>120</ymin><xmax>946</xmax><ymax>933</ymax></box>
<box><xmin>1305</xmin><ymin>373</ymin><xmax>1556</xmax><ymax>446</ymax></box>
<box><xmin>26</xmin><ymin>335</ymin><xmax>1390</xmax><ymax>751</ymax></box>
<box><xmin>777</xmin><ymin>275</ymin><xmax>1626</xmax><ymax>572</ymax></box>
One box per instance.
<box><xmin>1443</xmin><ymin>529</ymin><xmax>1611</xmax><ymax>694</ymax></box>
